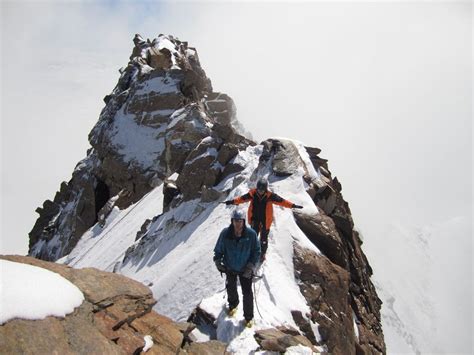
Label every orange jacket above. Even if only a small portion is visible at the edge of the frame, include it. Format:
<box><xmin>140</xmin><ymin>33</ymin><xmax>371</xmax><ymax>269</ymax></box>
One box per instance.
<box><xmin>232</xmin><ymin>189</ymin><xmax>295</xmax><ymax>230</ymax></box>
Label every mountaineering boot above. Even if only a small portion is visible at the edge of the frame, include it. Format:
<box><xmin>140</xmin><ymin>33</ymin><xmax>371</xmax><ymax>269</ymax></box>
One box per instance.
<box><xmin>244</xmin><ymin>319</ymin><xmax>254</xmax><ymax>328</ymax></box>
<box><xmin>227</xmin><ymin>307</ymin><xmax>237</xmax><ymax>317</ymax></box>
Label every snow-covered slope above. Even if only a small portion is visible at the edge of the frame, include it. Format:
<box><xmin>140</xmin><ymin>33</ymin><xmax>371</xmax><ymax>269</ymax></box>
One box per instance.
<box><xmin>60</xmin><ymin>184</ymin><xmax>164</xmax><ymax>272</ymax></box>
<box><xmin>120</xmin><ymin>143</ymin><xmax>318</xmax><ymax>317</ymax></box>
<box><xmin>61</xmin><ymin>143</ymin><xmax>325</xmax><ymax>353</ymax></box>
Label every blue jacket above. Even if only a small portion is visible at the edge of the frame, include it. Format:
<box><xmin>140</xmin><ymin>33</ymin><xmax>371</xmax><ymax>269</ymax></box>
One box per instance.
<box><xmin>214</xmin><ymin>225</ymin><xmax>261</xmax><ymax>273</ymax></box>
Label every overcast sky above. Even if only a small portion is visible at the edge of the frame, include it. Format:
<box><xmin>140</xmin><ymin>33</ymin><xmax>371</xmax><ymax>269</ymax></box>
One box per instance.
<box><xmin>1</xmin><ymin>0</ymin><xmax>472</xmax><ymax>352</ymax></box>
<box><xmin>1</xmin><ymin>2</ymin><xmax>471</xmax><ymax>250</ymax></box>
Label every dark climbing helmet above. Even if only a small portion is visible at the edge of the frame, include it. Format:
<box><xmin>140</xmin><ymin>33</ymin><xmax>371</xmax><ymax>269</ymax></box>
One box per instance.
<box><xmin>256</xmin><ymin>178</ymin><xmax>268</xmax><ymax>192</ymax></box>
<box><xmin>231</xmin><ymin>208</ymin><xmax>246</xmax><ymax>221</ymax></box>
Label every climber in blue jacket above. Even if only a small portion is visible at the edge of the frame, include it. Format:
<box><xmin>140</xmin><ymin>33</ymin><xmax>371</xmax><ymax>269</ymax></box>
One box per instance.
<box><xmin>214</xmin><ymin>208</ymin><xmax>261</xmax><ymax>326</ymax></box>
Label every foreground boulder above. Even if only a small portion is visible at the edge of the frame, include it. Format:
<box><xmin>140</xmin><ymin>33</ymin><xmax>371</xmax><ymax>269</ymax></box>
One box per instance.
<box><xmin>254</xmin><ymin>328</ymin><xmax>316</xmax><ymax>353</ymax></box>
<box><xmin>0</xmin><ymin>255</ymin><xmax>226</xmax><ymax>354</ymax></box>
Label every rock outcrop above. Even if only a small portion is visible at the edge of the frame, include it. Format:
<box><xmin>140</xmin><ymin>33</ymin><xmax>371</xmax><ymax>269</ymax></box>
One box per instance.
<box><xmin>0</xmin><ymin>255</ymin><xmax>227</xmax><ymax>354</ymax></box>
<box><xmin>28</xmin><ymin>34</ymin><xmax>250</xmax><ymax>261</ymax></box>
<box><xmin>254</xmin><ymin>328</ymin><xmax>316</xmax><ymax>353</ymax></box>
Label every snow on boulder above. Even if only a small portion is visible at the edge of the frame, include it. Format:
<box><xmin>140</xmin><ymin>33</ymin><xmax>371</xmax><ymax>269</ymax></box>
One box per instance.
<box><xmin>0</xmin><ymin>255</ymin><xmax>226</xmax><ymax>354</ymax></box>
<box><xmin>0</xmin><ymin>259</ymin><xmax>84</xmax><ymax>324</ymax></box>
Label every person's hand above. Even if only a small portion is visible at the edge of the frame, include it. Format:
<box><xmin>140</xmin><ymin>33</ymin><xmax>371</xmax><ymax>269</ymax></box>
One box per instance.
<box><xmin>242</xmin><ymin>263</ymin><xmax>254</xmax><ymax>279</ymax></box>
<box><xmin>224</xmin><ymin>200</ymin><xmax>234</xmax><ymax>205</ymax></box>
<box><xmin>292</xmin><ymin>204</ymin><xmax>303</xmax><ymax>209</ymax></box>
<box><xmin>215</xmin><ymin>259</ymin><xmax>227</xmax><ymax>273</ymax></box>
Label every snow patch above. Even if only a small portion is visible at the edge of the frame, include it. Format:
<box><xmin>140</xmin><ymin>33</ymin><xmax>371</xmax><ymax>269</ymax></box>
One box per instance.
<box><xmin>133</xmin><ymin>74</ymin><xmax>180</xmax><ymax>96</ymax></box>
<box><xmin>185</xmin><ymin>148</ymin><xmax>218</xmax><ymax>166</ymax></box>
<box><xmin>143</xmin><ymin>335</ymin><xmax>153</xmax><ymax>352</ymax></box>
<box><xmin>110</xmin><ymin>106</ymin><xmax>166</xmax><ymax>168</ymax></box>
<box><xmin>353</xmin><ymin>311</ymin><xmax>360</xmax><ymax>341</ymax></box>
<box><xmin>285</xmin><ymin>344</ymin><xmax>316</xmax><ymax>354</ymax></box>
<box><xmin>0</xmin><ymin>260</ymin><xmax>84</xmax><ymax>324</ymax></box>
<box><xmin>168</xmin><ymin>107</ymin><xmax>187</xmax><ymax>129</ymax></box>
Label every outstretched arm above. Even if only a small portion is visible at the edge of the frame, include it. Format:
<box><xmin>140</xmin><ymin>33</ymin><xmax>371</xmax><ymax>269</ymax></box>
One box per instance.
<box><xmin>270</xmin><ymin>193</ymin><xmax>302</xmax><ymax>209</ymax></box>
<box><xmin>224</xmin><ymin>191</ymin><xmax>252</xmax><ymax>205</ymax></box>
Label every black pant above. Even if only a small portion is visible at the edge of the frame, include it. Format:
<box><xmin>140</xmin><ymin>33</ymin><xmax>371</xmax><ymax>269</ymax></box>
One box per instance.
<box><xmin>251</xmin><ymin>221</ymin><xmax>270</xmax><ymax>256</ymax></box>
<box><xmin>226</xmin><ymin>273</ymin><xmax>253</xmax><ymax>321</ymax></box>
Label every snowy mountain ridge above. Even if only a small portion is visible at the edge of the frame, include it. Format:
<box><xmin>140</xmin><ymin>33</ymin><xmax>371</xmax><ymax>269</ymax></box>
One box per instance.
<box><xmin>27</xmin><ymin>34</ymin><xmax>385</xmax><ymax>354</ymax></box>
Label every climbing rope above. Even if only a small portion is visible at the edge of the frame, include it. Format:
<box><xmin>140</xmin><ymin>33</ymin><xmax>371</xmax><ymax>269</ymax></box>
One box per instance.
<box><xmin>253</xmin><ymin>262</ymin><xmax>265</xmax><ymax>320</ymax></box>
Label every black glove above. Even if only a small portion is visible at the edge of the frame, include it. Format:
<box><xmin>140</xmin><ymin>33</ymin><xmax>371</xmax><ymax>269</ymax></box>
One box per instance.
<box><xmin>215</xmin><ymin>259</ymin><xmax>227</xmax><ymax>273</ymax></box>
<box><xmin>224</xmin><ymin>200</ymin><xmax>234</xmax><ymax>205</ymax></box>
<box><xmin>292</xmin><ymin>204</ymin><xmax>303</xmax><ymax>209</ymax></box>
<box><xmin>242</xmin><ymin>263</ymin><xmax>254</xmax><ymax>279</ymax></box>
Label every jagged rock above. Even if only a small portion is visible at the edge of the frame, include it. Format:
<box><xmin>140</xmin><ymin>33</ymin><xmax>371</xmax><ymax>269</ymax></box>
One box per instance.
<box><xmin>126</xmin><ymin>71</ymin><xmax>185</xmax><ymax>114</ymax></box>
<box><xmin>293</xmin><ymin>210</ymin><xmax>349</xmax><ymax>269</ymax></box>
<box><xmin>0</xmin><ymin>255</ymin><xmax>189</xmax><ymax>355</ymax></box>
<box><xmin>187</xmin><ymin>307</ymin><xmax>217</xmax><ymax>340</ymax></box>
<box><xmin>220</xmin><ymin>162</ymin><xmax>246</xmax><ymax>181</ymax></box>
<box><xmin>148</xmin><ymin>46</ymin><xmax>173</xmax><ymax>70</ymax></box>
<box><xmin>28</xmin><ymin>199</ymin><xmax>59</xmax><ymax>248</ymax></box>
<box><xmin>176</xmin><ymin>138</ymin><xmax>222</xmax><ymax>200</ymax></box>
<box><xmin>254</xmin><ymin>328</ymin><xmax>315</xmax><ymax>353</ymax></box>
<box><xmin>200</xmin><ymin>186</ymin><xmax>226</xmax><ymax>203</ymax></box>
<box><xmin>305</xmin><ymin>146</ymin><xmax>328</xmax><ymax>171</ymax></box>
<box><xmin>175</xmin><ymin>322</ymin><xmax>197</xmax><ymax>338</ymax></box>
<box><xmin>181</xmin><ymin>340</ymin><xmax>229</xmax><ymax>354</ymax></box>
<box><xmin>130</xmin><ymin>34</ymin><xmax>147</xmax><ymax>60</ymax></box>
<box><xmin>135</xmin><ymin>218</ymin><xmax>154</xmax><ymax>241</ymax></box>
<box><xmin>293</xmin><ymin>245</ymin><xmax>355</xmax><ymax>354</ymax></box>
<box><xmin>291</xmin><ymin>310</ymin><xmax>318</xmax><ymax>345</ymax></box>
<box><xmin>163</xmin><ymin>180</ymin><xmax>180</xmax><ymax>211</ymax></box>
<box><xmin>1</xmin><ymin>308</ymin><xmax>123</xmax><ymax>355</ymax></box>
<box><xmin>314</xmin><ymin>185</ymin><xmax>338</xmax><ymax>215</ymax></box>
<box><xmin>276</xmin><ymin>325</ymin><xmax>303</xmax><ymax>337</ymax></box>
<box><xmin>164</xmin><ymin>104</ymin><xmax>213</xmax><ymax>174</ymax></box>
<box><xmin>28</xmin><ymin>35</ymin><xmax>217</xmax><ymax>261</ymax></box>
<box><xmin>130</xmin><ymin>312</ymin><xmax>183</xmax><ymax>354</ymax></box>
<box><xmin>28</xmin><ymin>155</ymin><xmax>100</xmax><ymax>261</ymax></box>
<box><xmin>211</xmin><ymin>123</ymin><xmax>253</xmax><ymax>147</ymax></box>
<box><xmin>270</xmin><ymin>139</ymin><xmax>303</xmax><ymax>176</ymax></box>
<box><xmin>295</xmin><ymin>168</ymin><xmax>385</xmax><ymax>355</ymax></box>
<box><xmin>216</xmin><ymin>142</ymin><xmax>240</xmax><ymax>166</ymax></box>
<box><xmin>205</xmin><ymin>92</ymin><xmax>235</xmax><ymax>126</ymax></box>
<box><xmin>212</xmin><ymin>123</ymin><xmax>234</xmax><ymax>142</ymax></box>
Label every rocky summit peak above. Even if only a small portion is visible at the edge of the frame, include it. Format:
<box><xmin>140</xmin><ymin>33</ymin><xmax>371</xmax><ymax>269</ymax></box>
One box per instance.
<box><xmin>25</xmin><ymin>34</ymin><xmax>386</xmax><ymax>354</ymax></box>
<box><xmin>29</xmin><ymin>33</ymin><xmax>251</xmax><ymax>261</ymax></box>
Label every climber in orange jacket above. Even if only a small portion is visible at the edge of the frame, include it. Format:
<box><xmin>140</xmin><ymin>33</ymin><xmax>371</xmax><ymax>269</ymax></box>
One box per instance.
<box><xmin>225</xmin><ymin>178</ymin><xmax>303</xmax><ymax>261</ymax></box>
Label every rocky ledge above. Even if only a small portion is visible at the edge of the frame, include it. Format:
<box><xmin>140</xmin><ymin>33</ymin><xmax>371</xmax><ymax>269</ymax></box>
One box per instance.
<box><xmin>0</xmin><ymin>255</ymin><xmax>226</xmax><ymax>354</ymax></box>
